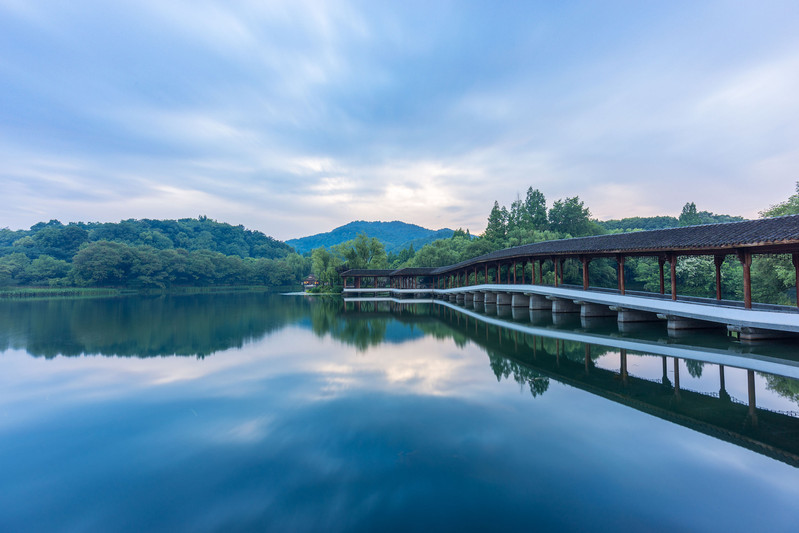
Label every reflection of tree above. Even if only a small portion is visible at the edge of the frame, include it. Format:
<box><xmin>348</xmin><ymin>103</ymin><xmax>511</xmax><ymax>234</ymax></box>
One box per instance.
<box><xmin>685</xmin><ymin>359</ymin><xmax>705</xmax><ymax>378</ymax></box>
<box><xmin>488</xmin><ymin>351</ymin><xmax>549</xmax><ymax>398</ymax></box>
<box><xmin>0</xmin><ymin>292</ymin><xmax>310</xmax><ymax>358</ymax></box>
<box><xmin>764</xmin><ymin>374</ymin><xmax>799</xmax><ymax>405</ymax></box>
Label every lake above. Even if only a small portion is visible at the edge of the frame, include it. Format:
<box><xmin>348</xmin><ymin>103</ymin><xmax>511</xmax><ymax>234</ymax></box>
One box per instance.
<box><xmin>1</xmin><ymin>292</ymin><xmax>798</xmax><ymax>532</ymax></box>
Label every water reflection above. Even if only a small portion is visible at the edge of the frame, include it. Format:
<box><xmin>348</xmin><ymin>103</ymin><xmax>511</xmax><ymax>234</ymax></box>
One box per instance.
<box><xmin>2</xmin><ymin>294</ymin><xmax>799</xmax><ymax>531</ymax></box>
<box><xmin>3</xmin><ymin>293</ymin><xmax>799</xmax><ymax>465</ymax></box>
<box><xmin>343</xmin><ymin>299</ymin><xmax>799</xmax><ymax>467</ymax></box>
<box><xmin>0</xmin><ymin>293</ymin><xmax>311</xmax><ymax>358</ymax></box>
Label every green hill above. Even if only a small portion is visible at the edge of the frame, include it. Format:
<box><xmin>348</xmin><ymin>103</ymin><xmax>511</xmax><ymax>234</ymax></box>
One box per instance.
<box><xmin>287</xmin><ymin>221</ymin><xmax>454</xmax><ymax>254</ymax></box>
<box><xmin>0</xmin><ymin>217</ymin><xmax>293</xmax><ymax>261</ymax></box>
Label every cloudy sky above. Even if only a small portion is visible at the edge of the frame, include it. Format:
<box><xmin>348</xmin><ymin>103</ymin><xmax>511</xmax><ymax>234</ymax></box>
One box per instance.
<box><xmin>1</xmin><ymin>1</ymin><xmax>798</xmax><ymax>240</ymax></box>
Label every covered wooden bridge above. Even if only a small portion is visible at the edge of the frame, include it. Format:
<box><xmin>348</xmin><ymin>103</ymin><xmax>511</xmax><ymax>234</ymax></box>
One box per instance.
<box><xmin>342</xmin><ymin>215</ymin><xmax>799</xmax><ymax>310</ymax></box>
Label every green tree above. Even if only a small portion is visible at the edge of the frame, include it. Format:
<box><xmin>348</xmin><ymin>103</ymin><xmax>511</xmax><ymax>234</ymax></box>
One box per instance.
<box><xmin>484</xmin><ymin>201</ymin><xmax>508</xmax><ymax>243</ymax></box>
<box><xmin>311</xmin><ymin>247</ymin><xmax>343</xmax><ymax>289</ymax></box>
<box><xmin>548</xmin><ymin>196</ymin><xmax>596</xmax><ymax>237</ymax></box>
<box><xmin>25</xmin><ymin>255</ymin><xmax>71</xmax><ymax>285</ymax></box>
<box><xmin>679</xmin><ymin>202</ymin><xmax>701</xmax><ymax>226</ymax></box>
<box><xmin>72</xmin><ymin>241</ymin><xmax>136</xmax><ymax>286</ymax></box>
<box><xmin>523</xmin><ymin>187</ymin><xmax>548</xmax><ymax>230</ymax></box>
<box><xmin>333</xmin><ymin>233</ymin><xmax>388</xmax><ymax>270</ymax></box>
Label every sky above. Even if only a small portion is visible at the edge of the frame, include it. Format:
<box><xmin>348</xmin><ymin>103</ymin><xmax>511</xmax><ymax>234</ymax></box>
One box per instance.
<box><xmin>1</xmin><ymin>0</ymin><xmax>798</xmax><ymax>240</ymax></box>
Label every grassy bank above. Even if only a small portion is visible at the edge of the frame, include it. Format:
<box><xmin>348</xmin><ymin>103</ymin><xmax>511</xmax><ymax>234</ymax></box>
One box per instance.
<box><xmin>0</xmin><ymin>287</ymin><xmax>123</xmax><ymax>298</ymax></box>
<box><xmin>0</xmin><ymin>285</ymin><xmax>301</xmax><ymax>299</ymax></box>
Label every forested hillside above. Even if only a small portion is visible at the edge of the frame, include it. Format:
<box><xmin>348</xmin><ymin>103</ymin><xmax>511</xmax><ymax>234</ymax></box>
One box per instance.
<box><xmin>287</xmin><ymin>221</ymin><xmax>454</xmax><ymax>253</ymax></box>
<box><xmin>0</xmin><ymin>217</ymin><xmax>308</xmax><ymax>289</ymax></box>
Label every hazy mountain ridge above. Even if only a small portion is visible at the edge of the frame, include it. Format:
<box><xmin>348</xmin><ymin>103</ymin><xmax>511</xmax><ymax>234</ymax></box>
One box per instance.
<box><xmin>287</xmin><ymin>221</ymin><xmax>455</xmax><ymax>254</ymax></box>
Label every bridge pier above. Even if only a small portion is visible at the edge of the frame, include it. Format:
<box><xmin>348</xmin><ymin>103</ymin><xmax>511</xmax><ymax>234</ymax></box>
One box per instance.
<box><xmin>473</xmin><ymin>291</ymin><xmax>485</xmax><ymax>302</ymax></box>
<box><xmin>512</xmin><ymin>294</ymin><xmax>530</xmax><ymax>308</ymax></box>
<box><xmin>464</xmin><ymin>293</ymin><xmax>474</xmax><ymax>303</ymax></box>
<box><xmin>728</xmin><ymin>325</ymin><xmax>799</xmax><ymax>342</ymax></box>
<box><xmin>659</xmin><ymin>314</ymin><xmax>724</xmax><ymax>333</ymax></box>
<box><xmin>484</xmin><ymin>292</ymin><xmax>497</xmax><ymax>304</ymax></box>
<box><xmin>529</xmin><ymin>309</ymin><xmax>552</xmax><ymax>325</ymax></box>
<box><xmin>497</xmin><ymin>293</ymin><xmax>512</xmax><ymax>306</ymax></box>
<box><xmin>456</xmin><ymin>293</ymin><xmax>465</xmax><ymax>304</ymax></box>
<box><xmin>576</xmin><ymin>301</ymin><xmax>616</xmax><ymax>318</ymax></box>
<box><xmin>613</xmin><ymin>307</ymin><xmax>660</xmax><ymax>323</ymax></box>
<box><xmin>528</xmin><ymin>294</ymin><xmax>552</xmax><ymax>310</ymax></box>
<box><xmin>549</xmin><ymin>297</ymin><xmax>580</xmax><ymax>314</ymax></box>
<box><xmin>512</xmin><ymin>307</ymin><xmax>529</xmax><ymax>321</ymax></box>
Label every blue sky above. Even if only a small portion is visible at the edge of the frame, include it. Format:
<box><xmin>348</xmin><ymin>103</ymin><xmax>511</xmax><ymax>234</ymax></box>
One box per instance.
<box><xmin>1</xmin><ymin>1</ymin><xmax>798</xmax><ymax>240</ymax></box>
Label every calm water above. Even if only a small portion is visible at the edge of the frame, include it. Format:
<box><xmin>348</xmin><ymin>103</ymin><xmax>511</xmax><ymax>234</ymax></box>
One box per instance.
<box><xmin>1</xmin><ymin>293</ymin><xmax>799</xmax><ymax>532</ymax></box>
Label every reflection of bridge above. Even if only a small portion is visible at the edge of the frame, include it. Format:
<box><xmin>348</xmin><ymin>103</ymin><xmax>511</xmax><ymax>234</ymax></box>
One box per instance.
<box><xmin>343</xmin><ymin>298</ymin><xmax>799</xmax><ymax>468</ymax></box>
<box><xmin>343</xmin><ymin>216</ymin><xmax>799</xmax><ymax>341</ymax></box>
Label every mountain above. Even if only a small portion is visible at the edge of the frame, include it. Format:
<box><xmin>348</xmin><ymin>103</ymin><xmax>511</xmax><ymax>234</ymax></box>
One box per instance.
<box><xmin>287</xmin><ymin>221</ymin><xmax>454</xmax><ymax>254</ymax></box>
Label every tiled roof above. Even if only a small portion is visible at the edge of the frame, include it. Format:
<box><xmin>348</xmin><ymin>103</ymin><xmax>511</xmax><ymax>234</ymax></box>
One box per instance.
<box><xmin>391</xmin><ymin>267</ymin><xmax>438</xmax><ymax>276</ymax></box>
<box><xmin>342</xmin><ymin>216</ymin><xmax>799</xmax><ymax>277</ymax></box>
<box><xmin>340</xmin><ymin>269</ymin><xmax>396</xmax><ymax>276</ymax></box>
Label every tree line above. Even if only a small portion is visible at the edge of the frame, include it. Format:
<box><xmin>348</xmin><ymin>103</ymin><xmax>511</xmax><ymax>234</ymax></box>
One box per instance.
<box><xmin>313</xmin><ymin>186</ymin><xmax>798</xmax><ymax>305</ymax></box>
<box><xmin>0</xmin><ymin>217</ymin><xmax>309</xmax><ymax>289</ymax></box>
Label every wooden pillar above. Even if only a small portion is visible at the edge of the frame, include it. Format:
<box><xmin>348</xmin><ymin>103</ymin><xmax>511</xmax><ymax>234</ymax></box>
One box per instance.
<box><xmin>738</xmin><ymin>251</ymin><xmax>752</xmax><ymax>309</ymax></box>
<box><xmin>617</xmin><ymin>255</ymin><xmax>625</xmax><ymax>295</ymax></box>
<box><xmin>584</xmin><ymin>345</ymin><xmax>591</xmax><ymax>373</ymax></box>
<box><xmin>558</xmin><ymin>259</ymin><xmax>564</xmax><ymax>285</ymax></box>
<box><xmin>673</xmin><ymin>357</ymin><xmax>681</xmax><ymax>400</ymax></box>
<box><xmin>714</xmin><ymin>255</ymin><xmax>724</xmax><ymax>300</ymax></box>
<box><xmin>513</xmin><ymin>261</ymin><xmax>517</xmax><ymax>284</ymax></box>
<box><xmin>474</xmin><ymin>266</ymin><xmax>477</xmax><ymax>286</ymax></box>
<box><xmin>747</xmin><ymin>369</ymin><xmax>758</xmax><ymax>427</ymax></box>
<box><xmin>356</xmin><ymin>277</ymin><xmax>361</xmax><ymax>289</ymax></box>
<box><xmin>553</xmin><ymin>258</ymin><xmax>559</xmax><ymax>287</ymax></box>
<box><xmin>669</xmin><ymin>254</ymin><xmax>677</xmax><ymax>301</ymax></box>
<box><xmin>538</xmin><ymin>260</ymin><xmax>544</xmax><ymax>284</ymax></box>
<box><xmin>620</xmin><ymin>348</ymin><xmax>628</xmax><ymax>385</ymax></box>
<box><xmin>581</xmin><ymin>256</ymin><xmax>590</xmax><ymax>290</ymax></box>
<box><xmin>497</xmin><ymin>263</ymin><xmax>501</xmax><ymax>284</ymax></box>
<box><xmin>793</xmin><ymin>254</ymin><xmax>799</xmax><ymax>307</ymax></box>
<box><xmin>530</xmin><ymin>258</ymin><xmax>535</xmax><ymax>285</ymax></box>
<box><xmin>658</xmin><ymin>257</ymin><xmax>665</xmax><ymax>295</ymax></box>
<box><xmin>484</xmin><ymin>264</ymin><xmax>488</xmax><ymax>284</ymax></box>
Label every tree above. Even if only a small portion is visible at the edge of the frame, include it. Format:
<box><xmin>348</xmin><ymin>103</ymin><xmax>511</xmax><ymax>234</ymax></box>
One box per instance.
<box><xmin>548</xmin><ymin>196</ymin><xmax>594</xmax><ymax>237</ymax></box>
<box><xmin>523</xmin><ymin>187</ymin><xmax>548</xmax><ymax>230</ymax></box>
<box><xmin>761</xmin><ymin>182</ymin><xmax>799</xmax><ymax>217</ymax></box>
<box><xmin>311</xmin><ymin>247</ymin><xmax>342</xmax><ymax>289</ymax></box>
<box><xmin>25</xmin><ymin>255</ymin><xmax>70</xmax><ymax>285</ymax></box>
<box><xmin>679</xmin><ymin>202</ymin><xmax>701</xmax><ymax>226</ymax></box>
<box><xmin>484</xmin><ymin>201</ymin><xmax>508</xmax><ymax>243</ymax></box>
<box><xmin>333</xmin><ymin>234</ymin><xmax>388</xmax><ymax>270</ymax></box>
<box><xmin>71</xmin><ymin>241</ymin><xmax>136</xmax><ymax>286</ymax></box>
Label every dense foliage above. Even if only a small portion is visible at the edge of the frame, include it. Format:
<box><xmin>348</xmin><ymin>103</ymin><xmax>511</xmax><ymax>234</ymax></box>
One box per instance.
<box><xmin>0</xmin><ymin>217</ymin><xmax>309</xmax><ymax>289</ymax></box>
<box><xmin>287</xmin><ymin>220</ymin><xmax>454</xmax><ymax>254</ymax></box>
<box><xmin>361</xmin><ymin>187</ymin><xmax>798</xmax><ymax>306</ymax></box>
